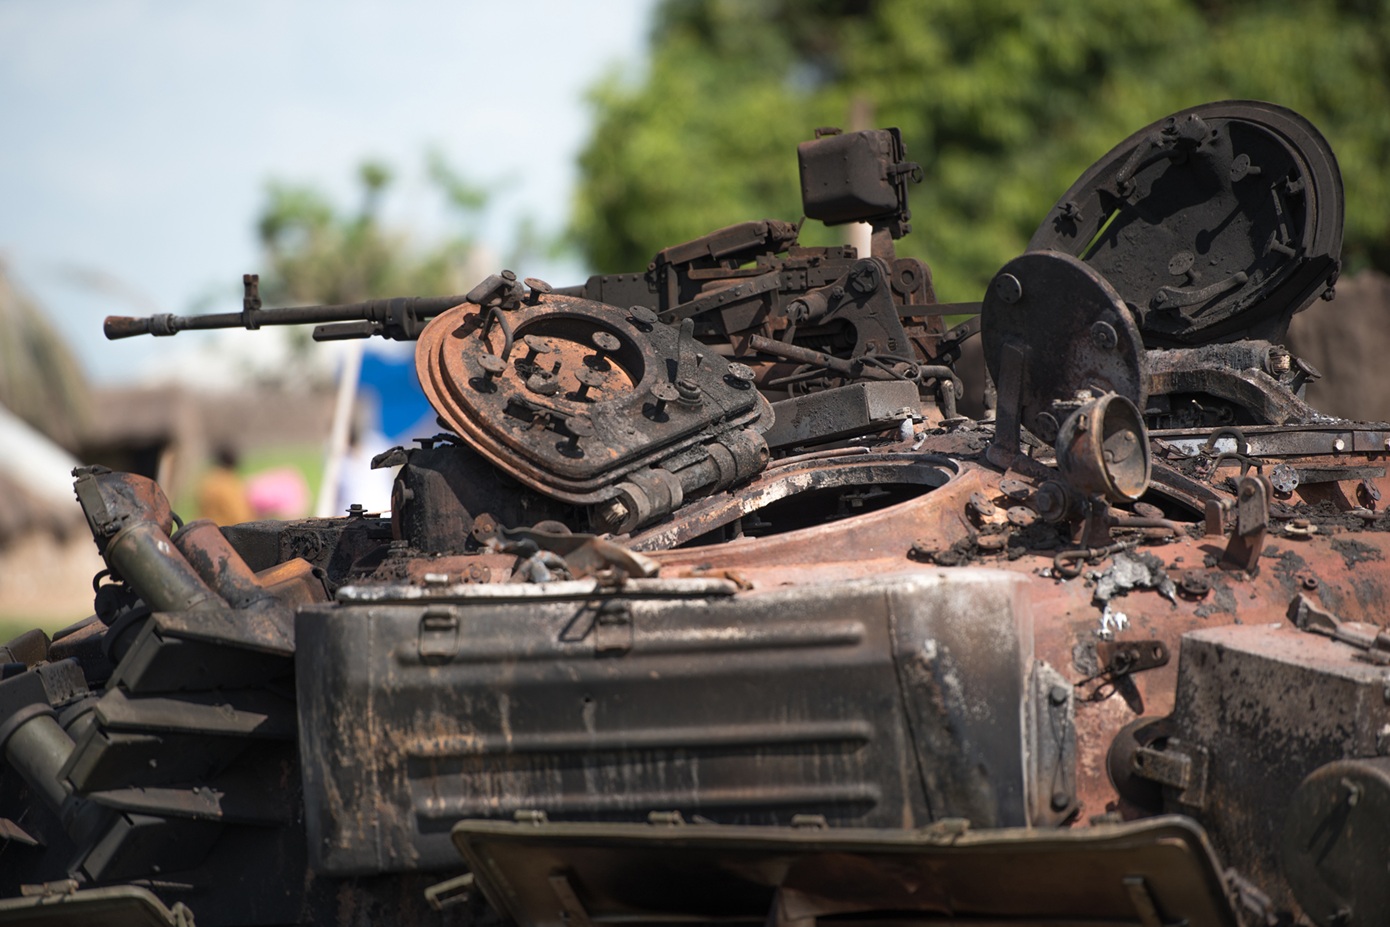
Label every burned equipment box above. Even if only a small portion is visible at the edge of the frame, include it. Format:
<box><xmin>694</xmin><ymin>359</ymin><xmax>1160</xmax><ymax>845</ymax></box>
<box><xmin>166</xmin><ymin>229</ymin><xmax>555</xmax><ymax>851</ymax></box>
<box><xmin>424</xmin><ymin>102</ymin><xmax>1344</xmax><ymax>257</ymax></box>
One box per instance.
<box><xmin>295</xmin><ymin>571</ymin><xmax>1075</xmax><ymax>875</ymax></box>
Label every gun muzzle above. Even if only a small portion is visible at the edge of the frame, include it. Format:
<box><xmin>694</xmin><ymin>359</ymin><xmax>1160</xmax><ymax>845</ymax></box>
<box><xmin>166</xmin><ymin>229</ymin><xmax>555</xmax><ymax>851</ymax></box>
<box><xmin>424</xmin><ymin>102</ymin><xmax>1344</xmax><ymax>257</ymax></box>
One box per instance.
<box><xmin>104</xmin><ymin>314</ymin><xmax>181</xmax><ymax>339</ymax></box>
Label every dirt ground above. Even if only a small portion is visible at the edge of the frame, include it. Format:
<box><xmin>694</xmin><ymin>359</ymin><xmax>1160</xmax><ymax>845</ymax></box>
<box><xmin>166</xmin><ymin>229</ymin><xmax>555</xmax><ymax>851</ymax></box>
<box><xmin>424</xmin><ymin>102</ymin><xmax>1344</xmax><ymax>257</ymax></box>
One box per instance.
<box><xmin>0</xmin><ymin>531</ymin><xmax>104</xmax><ymax>637</ymax></box>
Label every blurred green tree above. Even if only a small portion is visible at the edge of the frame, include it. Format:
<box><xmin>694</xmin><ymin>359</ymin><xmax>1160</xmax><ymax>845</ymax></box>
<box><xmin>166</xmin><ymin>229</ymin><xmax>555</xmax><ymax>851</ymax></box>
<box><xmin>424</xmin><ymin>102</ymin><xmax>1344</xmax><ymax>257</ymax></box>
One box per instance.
<box><xmin>256</xmin><ymin>155</ymin><xmax>490</xmax><ymax>308</ymax></box>
<box><xmin>571</xmin><ymin>0</ymin><xmax>1390</xmax><ymax>301</ymax></box>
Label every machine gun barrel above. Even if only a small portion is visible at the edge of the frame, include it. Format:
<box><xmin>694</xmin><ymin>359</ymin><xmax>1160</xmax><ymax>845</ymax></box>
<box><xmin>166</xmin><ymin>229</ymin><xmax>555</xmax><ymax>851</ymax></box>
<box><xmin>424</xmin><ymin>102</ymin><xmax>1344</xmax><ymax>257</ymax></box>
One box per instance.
<box><xmin>104</xmin><ymin>293</ymin><xmax>471</xmax><ymax>342</ymax></box>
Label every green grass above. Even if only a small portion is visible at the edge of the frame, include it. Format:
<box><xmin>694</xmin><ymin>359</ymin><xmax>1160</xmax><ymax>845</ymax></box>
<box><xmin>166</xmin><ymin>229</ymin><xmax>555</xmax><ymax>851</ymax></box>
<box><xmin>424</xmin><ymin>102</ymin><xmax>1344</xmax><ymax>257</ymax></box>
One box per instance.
<box><xmin>0</xmin><ymin>616</ymin><xmax>71</xmax><ymax>647</ymax></box>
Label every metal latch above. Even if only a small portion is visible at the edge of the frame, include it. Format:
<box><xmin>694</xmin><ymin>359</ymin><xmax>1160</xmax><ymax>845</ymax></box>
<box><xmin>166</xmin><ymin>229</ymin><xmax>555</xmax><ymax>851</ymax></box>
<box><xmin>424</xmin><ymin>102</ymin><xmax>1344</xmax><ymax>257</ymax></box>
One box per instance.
<box><xmin>1076</xmin><ymin>639</ymin><xmax>1170</xmax><ymax>702</ymax></box>
<box><xmin>1131</xmin><ymin>741</ymin><xmax>1209</xmax><ymax>809</ymax></box>
<box><xmin>1223</xmin><ymin>474</ymin><xmax>1270</xmax><ymax>571</ymax></box>
<box><xmin>1289</xmin><ymin>594</ymin><xmax>1390</xmax><ymax>664</ymax></box>
<box><xmin>423</xmin><ymin>871</ymin><xmax>474</xmax><ymax>911</ymax></box>
<box><xmin>594</xmin><ymin>601</ymin><xmax>633</xmax><ymax>654</ymax></box>
<box><xmin>417</xmin><ymin>606</ymin><xmax>459</xmax><ymax>664</ymax></box>
<box><xmin>549</xmin><ymin>872</ymin><xmax>595</xmax><ymax>927</ymax></box>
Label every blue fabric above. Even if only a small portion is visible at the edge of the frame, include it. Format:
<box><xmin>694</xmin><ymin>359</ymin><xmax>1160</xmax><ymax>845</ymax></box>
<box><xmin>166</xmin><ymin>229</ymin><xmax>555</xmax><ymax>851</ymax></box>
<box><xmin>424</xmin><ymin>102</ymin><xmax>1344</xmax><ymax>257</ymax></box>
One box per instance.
<box><xmin>358</xmin><ymin>350</ymin><xmax>435</xmax><ymax>444</ymax></box>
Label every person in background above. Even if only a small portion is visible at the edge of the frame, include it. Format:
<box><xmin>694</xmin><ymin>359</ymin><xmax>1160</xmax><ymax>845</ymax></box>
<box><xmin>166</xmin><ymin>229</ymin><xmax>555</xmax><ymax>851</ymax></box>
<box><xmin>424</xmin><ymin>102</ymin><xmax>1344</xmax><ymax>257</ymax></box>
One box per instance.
<box><xmin>246</xmin><ymin>466</ymin><xmax>310</xmax><ymax>519</ymax></box>
<box><xmin>196</xmin><ymin>446</ymin><xmax>254</xmax><ymax>526</ymax></box>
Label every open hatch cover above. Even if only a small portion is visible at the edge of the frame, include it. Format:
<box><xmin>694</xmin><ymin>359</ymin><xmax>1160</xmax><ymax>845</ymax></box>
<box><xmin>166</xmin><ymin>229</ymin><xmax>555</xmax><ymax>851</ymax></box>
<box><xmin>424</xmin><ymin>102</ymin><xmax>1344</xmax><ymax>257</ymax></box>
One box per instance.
<box><xmin>1030</xmin><ymin>100</ymin><xmax>1342</xmax><ymax>348</ymax></box>
<box><xmin>453</xmin><ymin>816</ymin><xmax>1237</xmax><ymax>926</ymax></box>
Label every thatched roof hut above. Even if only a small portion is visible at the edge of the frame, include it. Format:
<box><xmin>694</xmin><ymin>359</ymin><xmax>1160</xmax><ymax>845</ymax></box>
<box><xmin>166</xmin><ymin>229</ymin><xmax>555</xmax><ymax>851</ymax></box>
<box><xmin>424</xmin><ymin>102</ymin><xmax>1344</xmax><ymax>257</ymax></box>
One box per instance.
<box><xmin>0</xmin><ymin>258</ymin><xmax>90</xmax><ymax>450</ymax></box>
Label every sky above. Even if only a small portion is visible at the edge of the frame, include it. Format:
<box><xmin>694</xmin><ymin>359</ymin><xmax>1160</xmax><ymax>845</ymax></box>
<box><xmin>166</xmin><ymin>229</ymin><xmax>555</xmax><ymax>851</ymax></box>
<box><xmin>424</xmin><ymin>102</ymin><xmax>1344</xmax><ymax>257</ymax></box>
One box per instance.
<box><xmin>0</xmin><ymin>0</ymin><xmax>657</xmax><ymax>383</ymax></box>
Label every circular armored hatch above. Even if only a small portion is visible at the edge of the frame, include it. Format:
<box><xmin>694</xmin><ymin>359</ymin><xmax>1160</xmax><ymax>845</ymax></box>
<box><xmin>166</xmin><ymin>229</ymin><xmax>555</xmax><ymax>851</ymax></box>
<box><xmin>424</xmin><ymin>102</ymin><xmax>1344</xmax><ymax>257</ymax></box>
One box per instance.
<box><xmin>1030</xmin><ymin>100</ymin><xmax>1342</xmax><ymax>348</ymax></box>
<box><xmin>415</xmin><ymin>294</ymin><xmax>770</xmax><ymax>502</ymax></box>
<box><xmin>981</xmin><ymin>251</ymin><xmax>1147</xmax><ymax>444</ymax></box>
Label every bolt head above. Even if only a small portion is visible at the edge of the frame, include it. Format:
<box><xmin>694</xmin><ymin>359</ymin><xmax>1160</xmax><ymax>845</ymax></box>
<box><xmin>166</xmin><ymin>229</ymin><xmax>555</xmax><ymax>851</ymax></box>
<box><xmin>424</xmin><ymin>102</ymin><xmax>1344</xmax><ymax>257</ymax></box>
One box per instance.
<box><xmin>675</xmin><ymin>378</ymin><xmax>703</xmax><ymax>405</ymax></box>
<box><xmin>526</xmin><ymin>370</ymin><xmax>561</xmax><ymax>396</ymax></box>
<box><xmin>1000</xmin><ymin>479</ymin><xmax>1031</xmax><ymax>500</ymax></box>
<box><xmin>968</xmin><ymin>492</ymin><xmax>996</xmax><ymax>516</ymax></box>
<box><xmin>576</xmin><ymin>366</ymin><xmax>607</xmax><ymax>388</ymax></box>
<box><xmin>1270</xmin><ymin>463</ymin><xmax>1299</xmax><ymax>494</ymax></box>
<box><xmin>1006</xmin><ymin>506</ymin><xmax>1037</xmax><ymax>527</ymax></box>
<box><xmin>1180</xmin><ymin>570</ymin><xmax>1211</xmax><ymax>597</ymax></box>
<box><xmin>1034</xmin><ymin>481</ymin><xmax>1068</xmax><ymax>521</ymax></box>
<box><xmin>726</xmin><ymin>362</ymin><xmax>756</xmax><ymax>385</ymax></box>
<box><xmin>994</xmin><ymin>272</ymin><xmax>1023</xmax><ymax>304</ymax></box>
<box><xmin>596</xmin><ymin>498</ymin><xmax>629</xmax><ymax>531</ymax></box>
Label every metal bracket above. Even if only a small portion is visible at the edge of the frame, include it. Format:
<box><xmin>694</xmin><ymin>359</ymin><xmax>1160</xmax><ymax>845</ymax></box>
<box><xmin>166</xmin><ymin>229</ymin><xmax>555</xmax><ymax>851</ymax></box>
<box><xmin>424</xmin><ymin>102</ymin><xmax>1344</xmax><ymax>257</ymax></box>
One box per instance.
<box><xmin>1202</xmin><ymin>427</ymin><xmax>1263</xmax><ymax>481</ymax></box>
<box><xmin>1289</xmin><ymin>594</ymin><xmax>1390</xmax><ymax>663</ymax></box>
<box><xmin>72</xmin><ymin>467</ymin><xmax>120</xmax><ymax>538</ymax></box>
<box><xmin>986</xmin><ymin>343</ymin><xmax>1027</xmax><ymax>470</ymax></box>
<box><xmin>594</xmin><ymin>601</ymin><xmax>634</xmax><ymax>655</ymax></box>
<box><xmin>417</xmin><ymin>607</ymin><xmax>460</xmax><ymax>665</ymax></box>
<box><xmin>1123</xmin><ymin>876</ymin><xmax>1184</xmax><ymax>927</ymax></box>
<box><xmin>1132</xmin><ymin>741</ymin><xmax>1209</xmax><ymax>808</ymax></box>
<box><xmin>0</xmin><ymin>818</ymin><xmax>40</xmax><ymax>847</ymax></box>
<box><xmin>242</xmin><ymin>272</ymin><xmax>262</xmax><ymax>327</ymax></box>
<box><xmin>423</xmin><ymin>871</ymin><xmax>475</xmax><ymax>911</ymax></box>
<box><xmin>548</xmin><ymin>872</ymin><xmax>595</xmax><ymax>927</ymax></box>
<box><xmin>1222</xmin><ymin>474</ymin><xmax>1270</xmax><ymax>571</ymax></box>
<box><xmin>1075</xmin><ymin>640</ymin><xmax>1170</xmax><ymax>702</ymax></box>
<box><xmin>1032</xmin><ymin>663</ymin><xmax>1078</xmax><ymax>823</ymax></box>
<box><xmin>19</xmin><ymin>879</ymin><xmax>78</xmax><ymax>898</ymax></box>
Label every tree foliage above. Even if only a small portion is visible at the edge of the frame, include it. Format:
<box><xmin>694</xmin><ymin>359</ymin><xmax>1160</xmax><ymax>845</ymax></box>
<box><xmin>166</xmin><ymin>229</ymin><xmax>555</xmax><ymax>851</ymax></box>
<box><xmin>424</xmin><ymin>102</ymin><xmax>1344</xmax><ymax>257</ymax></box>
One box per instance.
<box><xmin>256</xmin><ymin>157</ymin><xmax>489</xmax><ymax>307</ymax></box>
<box><xmin>571</xmin><ymin>0</ymin><xmax>1390</xmax><ymax>301</ymax></box>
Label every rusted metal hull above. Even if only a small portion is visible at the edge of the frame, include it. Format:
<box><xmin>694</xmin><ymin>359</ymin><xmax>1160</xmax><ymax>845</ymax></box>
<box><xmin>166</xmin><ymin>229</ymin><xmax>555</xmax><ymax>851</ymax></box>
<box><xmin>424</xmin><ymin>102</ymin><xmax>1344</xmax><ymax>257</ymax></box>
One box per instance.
<box><xmin>5</xmin><ymin>100</ymin><xmax>1389</xmax><ymax>927</ymax></box>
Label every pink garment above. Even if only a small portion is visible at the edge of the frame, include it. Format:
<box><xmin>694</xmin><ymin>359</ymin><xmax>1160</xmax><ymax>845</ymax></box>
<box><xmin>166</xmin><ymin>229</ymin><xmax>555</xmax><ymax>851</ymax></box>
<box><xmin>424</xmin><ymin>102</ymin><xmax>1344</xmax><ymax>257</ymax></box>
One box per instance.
<box><xmin>245</xmin><ymin>467</ymin><xmax>310</xmax><ymax>519</ymax></box>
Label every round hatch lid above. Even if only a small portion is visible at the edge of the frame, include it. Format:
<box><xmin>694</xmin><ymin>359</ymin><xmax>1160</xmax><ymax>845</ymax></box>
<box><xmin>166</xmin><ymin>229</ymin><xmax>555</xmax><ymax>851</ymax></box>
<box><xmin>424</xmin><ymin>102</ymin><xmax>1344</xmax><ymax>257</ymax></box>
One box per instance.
<box><xmin>1029</xmin><ymin>100</ymin><xmax>1342</xmax><ymax>348</ymax></box>
<box><xmin>981</xmin><ymin>250</ymin><xmax>1147</xmax><ymax>445</ymax></box>
<box><xmin>415</xmin><ymin>294</ymin><xmax>772</xmax><ymax>504</ymax></box>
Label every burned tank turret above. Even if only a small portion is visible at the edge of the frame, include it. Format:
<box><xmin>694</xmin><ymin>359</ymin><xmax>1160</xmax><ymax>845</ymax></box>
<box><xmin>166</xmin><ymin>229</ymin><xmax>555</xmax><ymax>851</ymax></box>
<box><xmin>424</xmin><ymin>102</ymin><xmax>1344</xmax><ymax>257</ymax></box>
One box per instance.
<box><xmin>2</xmin><ymin>101</ymin><xmax>1387</xmax><ymax>927</ymax></box>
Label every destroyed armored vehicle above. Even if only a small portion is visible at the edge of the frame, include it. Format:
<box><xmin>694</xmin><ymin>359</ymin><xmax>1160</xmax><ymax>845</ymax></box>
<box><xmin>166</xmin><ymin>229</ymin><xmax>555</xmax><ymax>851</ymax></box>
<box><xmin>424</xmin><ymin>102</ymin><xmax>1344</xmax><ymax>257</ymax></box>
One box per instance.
<box><xmin>3</xmin><ymin>100</ymin><xmax>1388</xmax><ymax>927</ymax></box>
